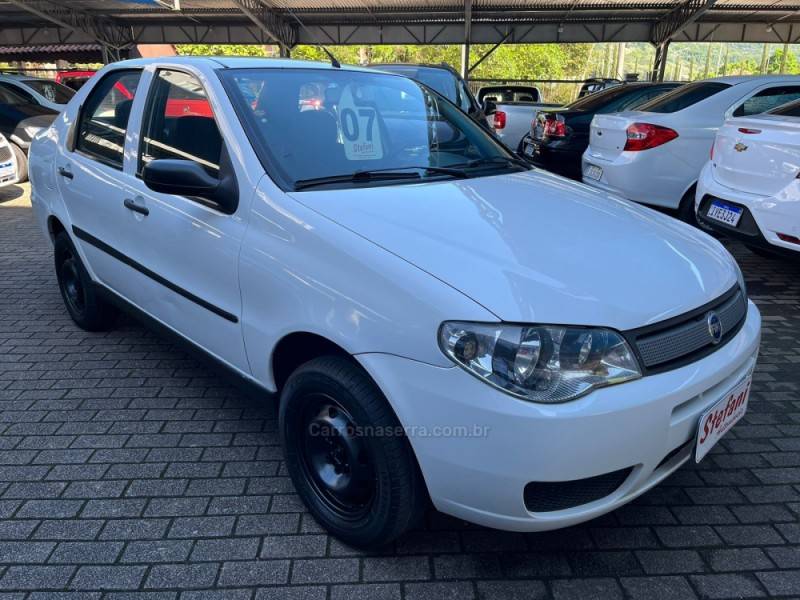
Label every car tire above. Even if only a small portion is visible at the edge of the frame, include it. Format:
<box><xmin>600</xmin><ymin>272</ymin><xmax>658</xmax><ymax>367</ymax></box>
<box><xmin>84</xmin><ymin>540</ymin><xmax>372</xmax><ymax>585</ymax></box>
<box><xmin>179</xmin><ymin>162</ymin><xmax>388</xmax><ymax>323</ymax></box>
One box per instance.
<box><xmin>279</xmin><ymin>355</ymin><xmax>427</xmax><ymax>548</ymax></box>
<box><xmin>54</xmin><ymin>231</ymin><xmax>117</xmax><ymax>331</ymax></box>
<box><xmin>11</xmin><ymin>143</ymin><xmax>27</xmax><ymax>183</ymax></box>
<box><xmin>677</xmin><ymin>186</ymin><xmax>699</xmax><ymax>226</ymax></box>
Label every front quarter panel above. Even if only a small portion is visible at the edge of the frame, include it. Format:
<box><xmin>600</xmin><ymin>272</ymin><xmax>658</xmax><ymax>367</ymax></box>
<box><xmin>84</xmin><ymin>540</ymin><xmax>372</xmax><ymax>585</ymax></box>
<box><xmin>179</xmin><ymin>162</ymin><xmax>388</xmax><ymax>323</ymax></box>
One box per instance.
<box><xmin>240</xmin><ymin>178</ymin><xmax>496</xmax><ymax>390</ymax></box>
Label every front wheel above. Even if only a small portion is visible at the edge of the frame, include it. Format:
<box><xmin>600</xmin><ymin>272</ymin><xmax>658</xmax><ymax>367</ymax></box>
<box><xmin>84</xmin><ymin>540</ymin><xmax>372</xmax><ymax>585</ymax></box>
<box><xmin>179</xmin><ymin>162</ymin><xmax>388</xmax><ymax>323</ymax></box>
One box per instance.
<box><xmin>279</xmin><ymin>356</ymin><xmax>427</xmax><ymax>548</ymax></box>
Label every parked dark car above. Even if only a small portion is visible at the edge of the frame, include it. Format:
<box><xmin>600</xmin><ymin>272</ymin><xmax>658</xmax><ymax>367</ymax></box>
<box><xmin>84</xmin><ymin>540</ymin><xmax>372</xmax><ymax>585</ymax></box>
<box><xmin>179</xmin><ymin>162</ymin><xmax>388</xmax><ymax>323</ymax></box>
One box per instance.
<box><xmin>0</xmin><ymin>84</ymin><xmax>57</xmax><ymax>181</ymax></box>
<box><xmin>577</xmin><ymin>77</ymin><xmax>623</xmax><ymax>98</ymax></box>
<box><xmin>369</xmin><ymin>63</ymin><xmax>492</xmax><ymax>127</ymax></box>
<box><xmin>520</xmin><ymin>82</ymin><xmax>682</xmax><ymax>179</ymax></box>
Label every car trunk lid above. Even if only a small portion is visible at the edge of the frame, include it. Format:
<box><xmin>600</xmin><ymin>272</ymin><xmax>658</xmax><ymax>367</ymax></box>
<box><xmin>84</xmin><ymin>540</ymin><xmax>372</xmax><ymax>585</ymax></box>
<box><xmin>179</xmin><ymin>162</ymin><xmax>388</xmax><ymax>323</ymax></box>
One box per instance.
<box><xmin>711</xmin><ymin>115</ymin><xmax>800</xmax><ymax>196</ymax></box>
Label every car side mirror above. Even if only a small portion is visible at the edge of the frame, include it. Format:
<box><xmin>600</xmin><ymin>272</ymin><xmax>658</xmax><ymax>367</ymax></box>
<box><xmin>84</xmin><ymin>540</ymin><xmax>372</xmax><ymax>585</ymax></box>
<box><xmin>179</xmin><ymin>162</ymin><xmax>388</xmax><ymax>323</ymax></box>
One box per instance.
<box><xmin>483</xmin><ymin>99</ymin><xmax>497</xmax><ymax>115</ymax></box>
<box><xmin>142</xmin><ymin>157</ymin><xmax>238</xmax><ymax>214</ymax></box>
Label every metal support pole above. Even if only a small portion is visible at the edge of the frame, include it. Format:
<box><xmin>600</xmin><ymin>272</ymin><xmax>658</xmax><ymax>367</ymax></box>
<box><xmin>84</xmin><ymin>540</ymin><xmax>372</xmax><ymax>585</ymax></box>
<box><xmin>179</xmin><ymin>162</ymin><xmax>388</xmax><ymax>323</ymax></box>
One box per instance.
<box><xmin>461</xmin><ymin>0</ymin><xmax>472</xmax><ymax>80</ymax></box>
<box><xmin>651</xmin><ymin>41</ymin><xmax>670</xmax><ymax>81</ymax></box>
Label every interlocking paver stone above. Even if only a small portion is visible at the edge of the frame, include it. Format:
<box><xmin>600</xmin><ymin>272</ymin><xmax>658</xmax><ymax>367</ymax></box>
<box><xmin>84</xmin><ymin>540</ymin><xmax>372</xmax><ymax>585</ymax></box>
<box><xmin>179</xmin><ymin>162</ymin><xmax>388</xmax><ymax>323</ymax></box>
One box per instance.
<box><xmin>3</xmin><ymin>182</ymin><xmax>800</xmax><ymax>598</ymax></box>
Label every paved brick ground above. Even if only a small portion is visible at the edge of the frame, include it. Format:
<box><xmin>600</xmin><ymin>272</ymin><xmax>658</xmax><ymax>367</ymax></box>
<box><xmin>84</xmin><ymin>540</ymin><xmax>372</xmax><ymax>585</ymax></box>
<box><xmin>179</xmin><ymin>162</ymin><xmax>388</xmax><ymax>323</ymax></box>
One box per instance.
<box><xmin>1</xmin><ymin>183</ymin><xmax>800</xmax><ymax>599</ymax></box>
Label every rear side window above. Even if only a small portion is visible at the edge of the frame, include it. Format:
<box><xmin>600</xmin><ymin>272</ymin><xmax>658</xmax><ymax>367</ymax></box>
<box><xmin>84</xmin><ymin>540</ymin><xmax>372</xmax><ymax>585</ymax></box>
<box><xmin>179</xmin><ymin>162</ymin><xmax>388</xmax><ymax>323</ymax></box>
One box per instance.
<box><xmin>734</xmin><ymin>86</ymin><xmax>800</xmax><ymax>117</ymax></box>
<box><xmin>23</xmin><ymin>80</ymin><xmax>75</xmax><ymax>104</ymax></box>
<box><xmin>139</xmin><ymin>69</ymin><xmax>221</xmax><ymax>178</ymax></box>
<box><xmin>0</xmin><ymin>82</ymin><xmax>33</xmax><ymax>104</ymax></box>
<box><xmin>637</xmin><ymin>82</ymin><xmax>731</xmax><ymax>113</ymax></box>
<box><xmin>75</xmin><ymin>69</ymin><xmax>142</xmax><ymax>169</ymax></box>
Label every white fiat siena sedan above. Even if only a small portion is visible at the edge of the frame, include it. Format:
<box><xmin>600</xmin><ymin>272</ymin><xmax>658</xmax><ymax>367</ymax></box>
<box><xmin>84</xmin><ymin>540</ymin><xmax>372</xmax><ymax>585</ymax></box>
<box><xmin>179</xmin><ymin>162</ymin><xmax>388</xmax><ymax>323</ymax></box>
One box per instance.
<box><xmin>29</xmin><ymin>57</ymin><xmax>761</xmax><ymax>547</ymax></box>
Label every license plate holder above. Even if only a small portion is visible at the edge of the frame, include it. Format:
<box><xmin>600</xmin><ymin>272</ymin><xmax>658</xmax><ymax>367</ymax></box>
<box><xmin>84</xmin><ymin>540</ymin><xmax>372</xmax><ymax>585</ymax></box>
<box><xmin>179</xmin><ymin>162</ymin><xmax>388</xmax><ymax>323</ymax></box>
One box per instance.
<box><xmin>585</xmin><ymin>164</ymin><xmax>603</xmax><ymax>181</ymax></box>
<box><xmin>695</xmin><ymin>375</ymin><xmax>751</xmax><ymax>462</ymax></box>
<box><xmin>706</xmin><ymin>200</ymin><xmax>743</xmax><ymax>227</ymax></box>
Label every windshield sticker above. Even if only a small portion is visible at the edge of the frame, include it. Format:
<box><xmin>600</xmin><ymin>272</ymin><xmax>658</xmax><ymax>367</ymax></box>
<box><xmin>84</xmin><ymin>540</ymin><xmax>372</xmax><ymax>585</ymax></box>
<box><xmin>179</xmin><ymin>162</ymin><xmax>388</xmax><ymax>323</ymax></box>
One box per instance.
<box><xmin>338</xmin><ymin>85</ymin><xmax>383</xmax><ymax>160</ymax></box>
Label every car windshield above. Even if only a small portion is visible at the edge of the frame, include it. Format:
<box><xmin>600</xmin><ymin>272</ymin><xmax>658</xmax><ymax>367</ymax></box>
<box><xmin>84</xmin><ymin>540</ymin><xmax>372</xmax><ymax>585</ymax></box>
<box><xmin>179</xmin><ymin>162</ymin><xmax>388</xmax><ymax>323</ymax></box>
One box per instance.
<box><xmin>222</xmin><ymin>68</ymin><xmax>523</xmax><ymax>191</ymax></box>
<box><xmin>22</xmin><ymin>79</ymin><xmax>75</xmax><ymax>104</ymax></box>
<box><xmin>567</xmin><ymin>84</ymin><xmax>642</xmax><ymax>111</ymax></box>
<box><xmin>635</xmin><ymin>81</ymin><xmax>731</xmax><ymax>113</ymax></box>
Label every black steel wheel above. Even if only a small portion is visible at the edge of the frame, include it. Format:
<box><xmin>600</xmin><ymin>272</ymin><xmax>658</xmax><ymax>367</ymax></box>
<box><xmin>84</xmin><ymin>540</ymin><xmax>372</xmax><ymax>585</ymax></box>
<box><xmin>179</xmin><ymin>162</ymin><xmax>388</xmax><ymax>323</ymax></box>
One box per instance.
<box><xmin>54</xmin><ymin>231</ymin><xmax>117</xmax><ymax>331</ymax></box>
<box><xmin>299</xmin><ymin>394</ymin><xmax>376</xmax><ymax>520</ymax></box>
<box><xmin>280</xmin><ymin>356</ymin><xmax>427</xmax><ymax>548</ymax></box>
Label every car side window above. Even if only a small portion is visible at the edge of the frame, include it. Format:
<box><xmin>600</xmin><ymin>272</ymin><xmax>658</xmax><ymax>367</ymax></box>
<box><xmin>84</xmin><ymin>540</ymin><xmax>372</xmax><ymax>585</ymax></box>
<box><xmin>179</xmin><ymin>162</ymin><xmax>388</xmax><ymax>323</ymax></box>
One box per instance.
<box><xmin>0</xmin><ymin>82</ymin><xmax>35</xmax><ymax>104</ymax></box>
<box><xmin>75</xmin><ymin>70</ymin><xmax>142</xmax><ymax>169</ymax></box>
<box><xmin>734</xmin><ymin>86</ymin><xmax>800</xmax><ymax>117</ymax></box>
<box><xmin>139</xmin><ymin>69</ymin><xmax>221</xmax><ymax>179</ymax></box>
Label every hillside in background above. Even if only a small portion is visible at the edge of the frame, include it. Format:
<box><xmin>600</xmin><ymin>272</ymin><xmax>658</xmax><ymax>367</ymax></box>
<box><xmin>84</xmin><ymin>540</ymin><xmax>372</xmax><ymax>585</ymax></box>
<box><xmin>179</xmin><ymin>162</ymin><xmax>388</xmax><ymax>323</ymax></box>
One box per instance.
<box><xmin>178</xmin><ymin>42</ymin><xmax>800</xmax><ymax>104</ymax></box>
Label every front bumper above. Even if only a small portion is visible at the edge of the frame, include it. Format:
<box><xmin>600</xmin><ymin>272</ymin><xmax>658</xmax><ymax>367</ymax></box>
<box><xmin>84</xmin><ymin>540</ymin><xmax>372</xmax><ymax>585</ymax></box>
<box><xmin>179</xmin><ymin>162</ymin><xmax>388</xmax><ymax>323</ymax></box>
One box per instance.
<box><xmin>696</xmin><ymin>165</ymin><xmax>800</xmax><ymax>256</ymax></box>
<box><xmin>358</xmin><ymin>301</ymin><xmax>761</xmax><ymax>532</ymax></box>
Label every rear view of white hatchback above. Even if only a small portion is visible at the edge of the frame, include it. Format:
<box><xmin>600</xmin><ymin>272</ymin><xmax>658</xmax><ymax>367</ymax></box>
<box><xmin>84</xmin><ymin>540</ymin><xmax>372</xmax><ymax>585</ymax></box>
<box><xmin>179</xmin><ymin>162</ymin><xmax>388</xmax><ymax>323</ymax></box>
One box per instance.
<box><xmin>583</xmin><ymin>76</ymin><xmax>800</xmax><ymax>222</ymax></box>
<box><xmin>696</xmin><ymin>98</ymin><xmax>800</xmax><ymax>257</ymax></box>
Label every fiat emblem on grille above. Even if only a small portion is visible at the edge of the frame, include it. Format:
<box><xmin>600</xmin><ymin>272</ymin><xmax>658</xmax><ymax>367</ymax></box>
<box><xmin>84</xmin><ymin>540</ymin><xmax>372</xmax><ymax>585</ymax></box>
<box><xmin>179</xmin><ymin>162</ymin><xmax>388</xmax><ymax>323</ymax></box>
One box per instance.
<box><xmin>706</xmin><ymin>311</ymin><xmax>723</xmax><ymax>345</ymax></box>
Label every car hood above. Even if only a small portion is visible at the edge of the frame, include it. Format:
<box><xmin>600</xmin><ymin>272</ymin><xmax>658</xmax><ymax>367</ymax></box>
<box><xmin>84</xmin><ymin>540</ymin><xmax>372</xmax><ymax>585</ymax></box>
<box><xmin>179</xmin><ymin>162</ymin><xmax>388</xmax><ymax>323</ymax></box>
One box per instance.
<box><xmin>289</xmin><ymin>170</ymin><xmax>738</xmax><ymax>330</ymax></box>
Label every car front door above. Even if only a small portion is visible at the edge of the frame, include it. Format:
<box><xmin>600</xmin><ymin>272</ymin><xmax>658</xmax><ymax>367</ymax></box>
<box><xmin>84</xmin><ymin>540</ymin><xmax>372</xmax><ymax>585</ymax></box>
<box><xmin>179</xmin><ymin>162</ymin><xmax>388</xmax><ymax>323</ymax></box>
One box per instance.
<box><xmin>56</xmin><ymin>68</ymin><xmax>147</xmax><ymax>298</ymax></box>
<box><xmin>122</xmin><ymin>67</ymin><xmax>250</xmax><ymax>372</ymax></box>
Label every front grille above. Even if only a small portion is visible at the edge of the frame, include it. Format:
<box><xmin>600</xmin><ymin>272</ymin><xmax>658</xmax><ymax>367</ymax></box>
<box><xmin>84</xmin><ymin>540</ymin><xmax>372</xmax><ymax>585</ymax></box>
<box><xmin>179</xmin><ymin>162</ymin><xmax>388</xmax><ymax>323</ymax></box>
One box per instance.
<box><xmin>523</xmin><ymin>467</ymin><xmax>633</xmax><ymax>512</ymax></box>
<box><xmin>0</xmin><ymin>146</ymin><xmax>11</xmax><ymax>162</ymax></box>
<box><xmin>627</xmin><ymin>286</ymin><xmax>747</xmax><ymax>373</ymax></box>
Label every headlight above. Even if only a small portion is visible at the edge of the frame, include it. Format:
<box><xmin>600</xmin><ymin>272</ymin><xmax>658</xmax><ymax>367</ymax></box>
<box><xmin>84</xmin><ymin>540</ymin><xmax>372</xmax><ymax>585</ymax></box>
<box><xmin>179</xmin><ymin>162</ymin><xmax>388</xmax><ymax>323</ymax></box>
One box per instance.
<box><xmin>438</xmin><ymin>322</ymin><xmax>641</xmax><ymax>403</ymax></box>
<box><xmin>23</xmin><ymin>125</ymin><xmax>42</xmax><ymax>138</ymax></box>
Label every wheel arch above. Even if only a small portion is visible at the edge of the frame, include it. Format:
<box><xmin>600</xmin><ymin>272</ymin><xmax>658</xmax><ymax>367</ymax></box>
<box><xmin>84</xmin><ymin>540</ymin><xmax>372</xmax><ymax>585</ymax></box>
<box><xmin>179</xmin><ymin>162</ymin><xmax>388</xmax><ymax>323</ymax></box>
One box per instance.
<box><xmin>47</xmin><ymin>215</ymin><xmax>67</xmax><ymax>242</ymax></box>
<box><xmin>270</xmin><ymin>331</ymin><xmax>352</xmax><ymax>392</ymax></box>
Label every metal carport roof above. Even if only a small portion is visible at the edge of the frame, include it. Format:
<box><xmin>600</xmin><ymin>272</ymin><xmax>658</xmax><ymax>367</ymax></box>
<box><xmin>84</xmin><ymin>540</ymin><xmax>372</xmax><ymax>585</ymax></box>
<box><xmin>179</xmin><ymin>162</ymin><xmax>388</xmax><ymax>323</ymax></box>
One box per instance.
<box><xmin>1</xmin><ymin>0</ymin><xmax>800</xmax><ymax>76</ymax></box>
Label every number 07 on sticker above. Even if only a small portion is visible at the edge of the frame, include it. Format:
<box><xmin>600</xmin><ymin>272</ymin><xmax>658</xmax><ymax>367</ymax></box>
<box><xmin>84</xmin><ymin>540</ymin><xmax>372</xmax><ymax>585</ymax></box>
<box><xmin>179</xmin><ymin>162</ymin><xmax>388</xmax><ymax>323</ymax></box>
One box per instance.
<box><xmin>339</xmin><ymin>86</ymin><xmax>383</xmax><ymax>160</ymax></box>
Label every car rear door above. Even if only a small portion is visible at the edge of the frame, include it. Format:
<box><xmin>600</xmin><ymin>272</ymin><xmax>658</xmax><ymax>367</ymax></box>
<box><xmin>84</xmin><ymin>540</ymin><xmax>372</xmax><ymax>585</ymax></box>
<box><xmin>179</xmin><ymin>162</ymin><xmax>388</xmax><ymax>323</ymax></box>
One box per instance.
<box><xmin>121</xmin><ymin>66</ymin><xmax>250</xmax><ymax>372</ymax></box>
<box><xmin>56</xmin><ymin>68</ymin><xmax>147</xmax><ymax>297</ymax></box>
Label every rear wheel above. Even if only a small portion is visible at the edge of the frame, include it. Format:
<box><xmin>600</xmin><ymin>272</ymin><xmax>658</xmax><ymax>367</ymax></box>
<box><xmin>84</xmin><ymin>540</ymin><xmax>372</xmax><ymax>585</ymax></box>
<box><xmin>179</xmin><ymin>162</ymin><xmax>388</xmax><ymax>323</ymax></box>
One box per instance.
<box><xmin>54</xmin><ymin>232</ymin><xmax>117</xmax><ymax>331</ymax></box>
<box><xmin>11</xmin><ymin>143</ymin><xmax>27</xmax><ymax>183</ymax></box>
<box><xmin>677</xmin><ymin>186</ymin><xmax>699</xmax><ymax>226</ymax></box>
<box><xmin>280</xmin><ymin>356</ymin><xmax>426</xmax><ymax>548</ymax></box>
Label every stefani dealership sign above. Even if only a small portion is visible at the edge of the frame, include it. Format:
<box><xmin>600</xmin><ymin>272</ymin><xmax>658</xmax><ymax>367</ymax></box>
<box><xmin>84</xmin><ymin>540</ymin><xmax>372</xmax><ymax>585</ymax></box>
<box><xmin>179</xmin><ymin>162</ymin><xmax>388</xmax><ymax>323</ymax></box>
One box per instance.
<box><xmin>695</xmin><ymin>375</ymin><xmax>752</xmax><ymax>462</ymax></box>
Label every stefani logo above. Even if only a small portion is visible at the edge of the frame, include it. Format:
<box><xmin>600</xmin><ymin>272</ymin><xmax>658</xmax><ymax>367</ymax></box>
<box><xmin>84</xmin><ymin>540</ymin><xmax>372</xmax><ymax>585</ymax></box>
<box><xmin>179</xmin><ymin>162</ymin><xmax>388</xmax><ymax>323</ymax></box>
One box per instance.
<box><xmin>707</xmin><ymin>311</ymin><xmax>723</xmax><ymax>345</ymax></box>
<box><xmin>734</xmin><ymin>142</ymin><xmax>748</xmax><ymax>152</ymax></box>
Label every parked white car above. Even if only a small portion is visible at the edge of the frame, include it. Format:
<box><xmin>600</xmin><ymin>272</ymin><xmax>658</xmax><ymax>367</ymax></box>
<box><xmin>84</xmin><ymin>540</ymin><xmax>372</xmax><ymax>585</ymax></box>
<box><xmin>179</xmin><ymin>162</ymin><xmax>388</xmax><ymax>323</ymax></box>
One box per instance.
<box><xmin>30</xmin><ymin>57</ymin><xmax>760</xmax><ymax>547</ymax></box>
<box><xmin>0</xmin><ymin>73</ymin><xmax>75</xmax><ymax>112</ymax></box>
<box><xmin>0</xmin><ymin>133</ymin><xmax>18</xmax><ymax>187</ymax></box>
<box><xmin>697</xmin><ymin>99</ymin><xmax>800</xmax><ymax>257</ymax></box>
<box><xmin>582</xmin><ymin>76</ymin><xmax>800</xmax><ymax>222</ymax></box>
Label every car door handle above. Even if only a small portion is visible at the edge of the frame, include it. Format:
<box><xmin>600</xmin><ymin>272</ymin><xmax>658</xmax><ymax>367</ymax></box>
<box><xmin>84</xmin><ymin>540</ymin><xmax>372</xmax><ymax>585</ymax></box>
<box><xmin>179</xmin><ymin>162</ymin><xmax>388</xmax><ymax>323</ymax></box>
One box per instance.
<box><xmin>123</xmin><ymin>198</ymin><xmax>149</xmax><ymax>216</ymax></box>
<box><xmin>57</xmin><ymin>167</ymin><xmax>73</xmax><ymax>180</ymax></box>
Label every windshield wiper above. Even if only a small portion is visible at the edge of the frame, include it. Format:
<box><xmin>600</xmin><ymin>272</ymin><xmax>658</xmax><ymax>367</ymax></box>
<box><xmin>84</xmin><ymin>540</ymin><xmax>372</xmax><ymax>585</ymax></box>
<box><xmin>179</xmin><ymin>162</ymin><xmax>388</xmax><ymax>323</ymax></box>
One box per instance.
<box><xmin>293</xmin><ymin>165</ymin><xmax>467</xmax><ymax>191</ymax></box>
<box><xmin>455</xmin><ymin>156</ymin><xmax>531</xmax><ymax>170</ymax></box>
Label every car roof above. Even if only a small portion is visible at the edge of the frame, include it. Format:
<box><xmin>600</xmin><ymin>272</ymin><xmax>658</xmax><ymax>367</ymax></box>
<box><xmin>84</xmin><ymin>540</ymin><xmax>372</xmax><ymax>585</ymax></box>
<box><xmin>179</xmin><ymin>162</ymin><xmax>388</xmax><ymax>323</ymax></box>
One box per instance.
<box><xmin>704</xmin><ymin>74</ymin><xmax>800</xmax><ymax>85</ymax></box>
<box><xmin>111</xmin><ymin>56</ymin><xmax>376</xmax><ymax>73</ymax></box>
<box><xmin>369</xmin><ymin>63</ymin><xmax>459</xmax><ymax>74</ymax></box>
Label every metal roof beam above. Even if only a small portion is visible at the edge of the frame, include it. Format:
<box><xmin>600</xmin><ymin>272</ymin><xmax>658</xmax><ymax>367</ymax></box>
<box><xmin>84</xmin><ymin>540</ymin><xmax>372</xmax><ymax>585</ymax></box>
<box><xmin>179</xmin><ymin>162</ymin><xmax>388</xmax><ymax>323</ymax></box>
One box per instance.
<box><xmin>4</xmin><ymin>0</ymin><xmax>133</xmax><ymax>51</ymax></box>
<box><xmin>650</xmin><ymin>0</ymin><xmax>718</xmax><ymax>43</ymax></box>
<box><xmin>230</xmin><ymin>0</ymin><xmax>295</xmax><ymax>51</ymax></box>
